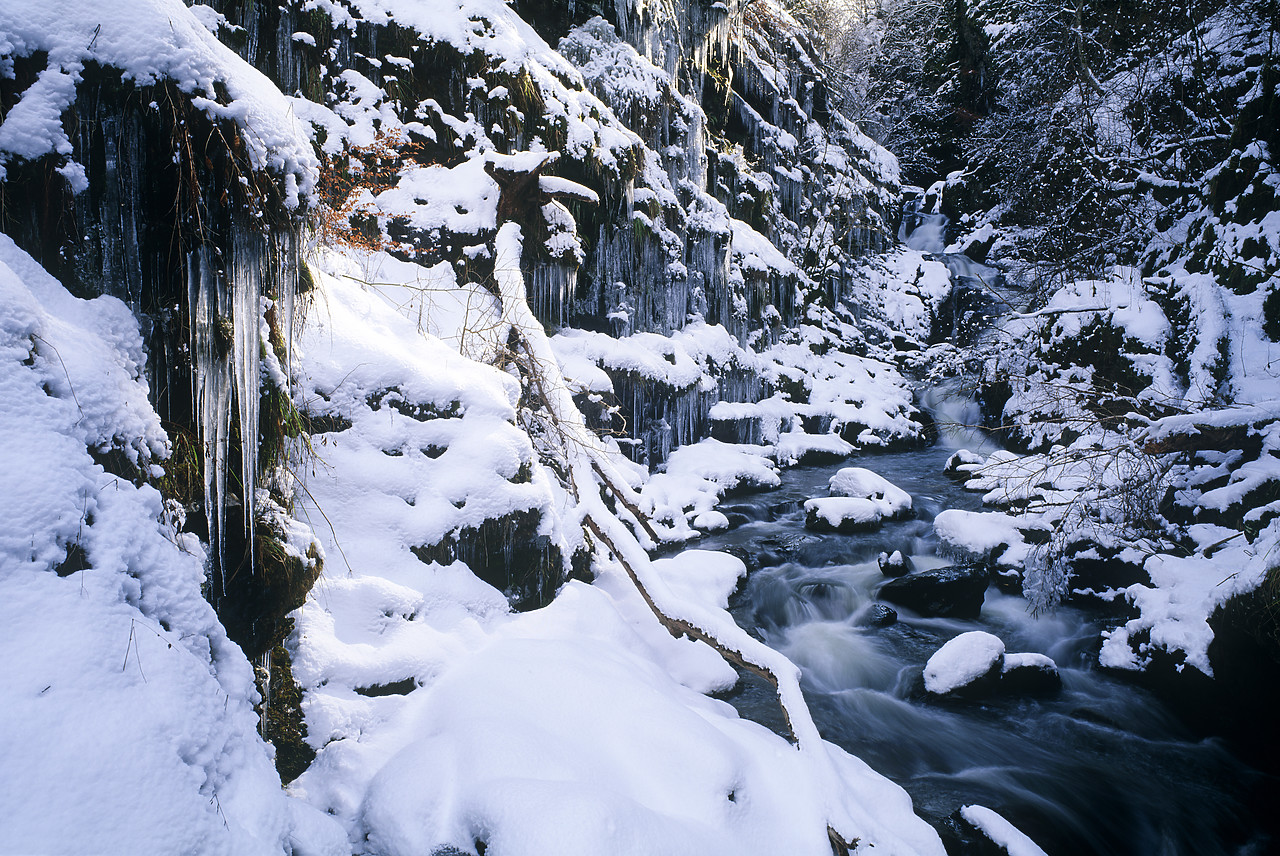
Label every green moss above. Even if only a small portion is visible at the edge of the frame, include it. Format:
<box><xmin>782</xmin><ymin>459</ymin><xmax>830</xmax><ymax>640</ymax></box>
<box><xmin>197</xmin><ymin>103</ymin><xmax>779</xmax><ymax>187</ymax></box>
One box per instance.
<box><xmin>261</xmin><ymin>618</ymin><xmax>315</xmax><ymax>784</ymax></box>
<box><xmin>154</xmin><ymin>425</ymin><xmax>204</xmax><ymax>511</ymax></box>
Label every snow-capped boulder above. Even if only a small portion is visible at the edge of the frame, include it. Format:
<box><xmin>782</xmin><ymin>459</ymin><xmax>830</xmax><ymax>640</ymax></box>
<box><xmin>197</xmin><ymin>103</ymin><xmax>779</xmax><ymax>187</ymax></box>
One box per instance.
<box><xmin>829</xmin><ymin>467</ymin><xmax>913</xmax><ymax>508</ymax></box>
<box><xmin>933</xmin><ymin>509</ymin><xmax>1030</xmax><ymax>565</ymax></box>
<box><xmin>924</xmin><ymin>631</ymin><xmax>1006</xmax><ymax>696</ymax></box>
<box><xmin>878</xmin><ymin>549</ymin><xmax>915</xmax><ymax>577</ymax></box>
<box><xmin>1000</xmin><ymin>653</ymin><xmax>1062</xmax><ymax>694</ymax></box>
<box><xmin>878</xmin><ymin>565</ymin><xmax>989</xmax><ymax>619</ymax></box>
<box><xmin>944</xmin><ymin>448</ymin><xmax>986</xmax><ymax>481</ymax></box>
<box><xmin>923</xmin><ymin>635</ymin><xmax>1061</xmax><ymax>699</ymax></box>
<box><xmin>804</xmin><ymin>467</ymin><xmax>912</xmax><ymax>533</ymax></box>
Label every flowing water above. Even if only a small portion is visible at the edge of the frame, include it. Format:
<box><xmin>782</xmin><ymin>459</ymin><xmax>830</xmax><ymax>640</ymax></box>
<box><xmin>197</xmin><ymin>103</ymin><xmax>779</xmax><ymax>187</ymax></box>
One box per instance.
<box><xmin>699</xmin><ymin>436</ymin><xmax>1276</xmax><ymax>854</ymax></box>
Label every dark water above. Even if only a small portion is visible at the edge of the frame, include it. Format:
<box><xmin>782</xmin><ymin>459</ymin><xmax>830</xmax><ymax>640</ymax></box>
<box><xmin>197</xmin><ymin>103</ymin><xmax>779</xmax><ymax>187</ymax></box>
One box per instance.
<box><xmin>698</xmin><ymin>443</ymin><xmax>1277</xmax><ymax>855</ymax></box>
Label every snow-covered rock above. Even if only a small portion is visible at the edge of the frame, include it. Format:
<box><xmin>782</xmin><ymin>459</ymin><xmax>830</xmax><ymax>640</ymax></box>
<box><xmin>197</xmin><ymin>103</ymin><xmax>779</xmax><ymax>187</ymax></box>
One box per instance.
<box><xmin>943</xmin><ymin>448</ymin><xmax>986</xmax><ymax>480</ymax></box>
<box><xmin>942</xmin><ymin>804</ymin><xmax>1050</xmax><ymax>856</ymax></box>
<box><xmin>1000</xmin><ymin>652</ymin><xmax>1062</xmax><ymax>694</ymax></box>
<box><xmin>923</xmin><ymin>631</ymin><xmax>1006</xmax><ymax>695</ymax></box>
<box><xmin>805</xmin><ymin>467</ymin><xmax>912</xmax><ymax>533</ymax></box>
<box><xmin>878</xmin><ymin>550</ymin><xmax>915</xmax><ymax>577</ymax></box>
<box><xmin>933</xmin><ymin>509</ymin><xmax>1033</xmax><ymax>570</ymax></box>
<box><xmin>923</xmin><ymin>634</ymin><xmax>1061</xmax><ymax>698</ymax></box>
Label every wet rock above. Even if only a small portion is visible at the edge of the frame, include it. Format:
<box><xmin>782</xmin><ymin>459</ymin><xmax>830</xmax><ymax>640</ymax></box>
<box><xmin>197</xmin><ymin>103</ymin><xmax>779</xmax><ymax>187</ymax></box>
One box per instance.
<box><xmin>877</xmin><ymin>549</ymin><xmax>914</xmax><ymax>577</ymax></box>
<box><xmin>932</xmin><ymin>280</ymin><xmax>996</xmax><ymax>347</ymax></box>
<box><xmin>859</xmin><ymin>603</ymin><xmax>899</xmax><ymax>628</ymax></box>
<box><xmin>766</xmin><ymin>499</ymin><xmax>805</xmax><ymax>520</ymax></box>
<box><xmin>1000</xmin><ymin>653</ymin><xmax>1062</xmax><ymax>694</ymax></box>
<box><xmin>754</xmin><ymin>533</ymin><xmax>820</xmax><ymax>569</ymax></box>
<box><xmin>991</xmin><ymin>566</ymin><xmax>1024</xmax><ymax>595</ymax></box>
<box><xmin>718</xmin><ymin>545</ymin><xmax>760</xmax><ymax>574</ymax></box>
<box><xmin>878</xmin><ymin>564</ymin><xmax>989</xmax><ymax>619</ymax></box>
<box><xmin>718</xmin><ymin>503</ymin><xmax>763</xmax><ymax>523</ymax></box>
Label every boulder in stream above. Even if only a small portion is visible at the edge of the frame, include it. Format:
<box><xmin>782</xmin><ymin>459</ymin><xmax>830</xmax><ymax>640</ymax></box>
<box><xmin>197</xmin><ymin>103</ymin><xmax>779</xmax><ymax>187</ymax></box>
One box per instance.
<box><xmin>924</xmin><ymin>632</ymin><xmax>1062</xmax><ymax>698</ymax></box>
<box><xmin>924</xmin><ymin>631</ymin><xmax>1005</xmax><ymax>695</ymax></box>
<box><xmin>1000</xmin><ymin>653</ymin><xmax>1062</xmax><ymax>694</ymax></box>
<box><xmin>944</xmin><ymin>449</ymin><xmax>987</xmax><ymax>481</ymax></box>
<box><xmin>878</xmin><ymin>549</ymin><xmax>915</xmax><ymax>577</ymax></box>
<box><xmin>859</xmin><ymin>603</ymin><xmax>899</xmax><ymax>628</ymax></box>
<box><xmin>804</xmin><ymin>467</ymin><xmax>912</xmax><ymax>533</ymax></box>
<box><xmin>878</xmin><ymin>564</ymin><xmax>988</xmax><ymax>618</ymax></box>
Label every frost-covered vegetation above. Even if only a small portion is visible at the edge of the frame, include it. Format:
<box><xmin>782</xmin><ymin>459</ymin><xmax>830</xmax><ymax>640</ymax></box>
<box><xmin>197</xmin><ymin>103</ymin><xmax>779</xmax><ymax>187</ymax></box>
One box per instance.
<box><xmin>1</xmin><ymin>0</ymin><xmax>1277</xmax><ymax>852</ymax></box>
<box><xmin>840</xmin><ymin>0</ymin><xmax>1280</xmax><ymax>681</ymax></box>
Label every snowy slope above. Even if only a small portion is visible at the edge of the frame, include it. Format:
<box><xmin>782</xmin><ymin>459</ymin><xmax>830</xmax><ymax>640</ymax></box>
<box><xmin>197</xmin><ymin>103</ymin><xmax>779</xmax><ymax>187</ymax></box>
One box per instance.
<box><xmin>285</xmin><ymin>257</ymin><xmax>947</xmax><ymax>855</ymax></box>
<box><xmin>0</xmin><ymin>235</ymin><xmax>344</xmax><ymax>855</ymax></box>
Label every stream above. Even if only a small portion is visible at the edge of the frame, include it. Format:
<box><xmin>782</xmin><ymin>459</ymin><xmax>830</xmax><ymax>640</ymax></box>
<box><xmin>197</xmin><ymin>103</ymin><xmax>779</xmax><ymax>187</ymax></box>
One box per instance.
<box><xmin>681</xmin><ymin>203</ymin><xmax>1280</xmax><ymax>853</ymax></box>
<box><xmin>698</xmin><ymin>432</ymin><xmax>1274</xmax><ymax>854</ymax></box>
<box><xmin>697</xmin><ymin>204</ymin><xmax>1273</xmax><ymax>853</ymax></box>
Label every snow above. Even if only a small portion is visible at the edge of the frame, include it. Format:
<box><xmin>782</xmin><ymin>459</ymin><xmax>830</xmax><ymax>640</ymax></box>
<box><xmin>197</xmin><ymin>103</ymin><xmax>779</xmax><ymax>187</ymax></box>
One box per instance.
<box><xmin>552</xmin><ymin>327</ymin><xmax>705</xmax><ymax>390</ymax></box>
<box><xmin>1002</xmin><ymin>652</ymin><xmax>1057</xmax><ymax>674</ymax></box>
<box><xmin>638</xmin><ymin>439</ymin><xmax>778</xmax><ymax>537</ymax></box>
<box><xmin>933</xmin><ymin>509</ymin><xmax>1031</xmax><ymax>568</ymax></box>
<box><xmin>776</xmin><ymin>428</ymin><xmax>856</xmax><ymax>463</ymax></box>
<box><xmin>960</xmin><ymin>805</ymin><xmax>1049</xmax><ymax>856</ymax></box>
<box><xmin>731</xmin><ymin>217</ymin><xmax>800</xmax><ymax>276</ymax></box>
<box><xmin>804</xmin><ymin>467</ymin><xmax>912</xmax><ymax>530</ymax></box>
<box><xmin>829</xmin><ymin>467</ymin><xmax>912</xmax><ymax>512</ymax></box>
<box><xmin>309</xmin><ymin>576</ymin><xmax>943</xmax><ymax>856</ymax></box>
<box><xmin>0</xmin><ymin>235</ymin><xmax>343</xmax><ymax>855</ymax></box>
<box><xmin>372</xmin><ymin>157</ymin><xmax>499</xmax><ymax>240</ymax></box>
<box><xmin>0</xmin><ymin>0</ymin><xmax>318</xmax><ymax>205</ymax></box>
<box><xmin>10</xmin><ymin>0</ymin><xmax>1274</xmax><ymax>847</ymax></box>
<box><xmin>1099</xmin><ymin>524</ymin><xmax>1277</xmax><ymax>675</ymax></box>
<box><xmin>288</xmin><ymin>236</ymin><xmax>947</xmax><ymax>855</ymax></box>
<box><xmin>309</xmin><ymin>247</ymin><xmax>505</xmax><ymax>361</ymax></box>
<box><xmin>923</xmin><ymin>631</ymin><xmax>1005</xmax><ymax>695</ymax></box>
<box><xmin>295</xmin><ymin>255</ymin><xmax>551</xmax><ymax>569</ymax></box>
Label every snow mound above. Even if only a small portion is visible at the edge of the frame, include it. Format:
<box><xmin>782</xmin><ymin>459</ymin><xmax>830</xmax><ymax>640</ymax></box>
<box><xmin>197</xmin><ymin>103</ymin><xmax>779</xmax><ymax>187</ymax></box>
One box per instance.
<box><xmin>933</xmin><ymin>509</ymin><xmax>1032</xmax><ymax>569</ymax></box>
<box><xmin>642</xmin><ymin>439</ymin><xmax>781</xmax><ymax>538</ymax></box>
<box><xmin>923</xmin><ymin>631</ymin><xmax>1005</xmax><ymax>695</ymax></box>
<box><xmin>805</xmin><ymin>468</ymin><xmax>912</xmax><ymax>533</ymax></box>
<box><xmin>0</xmin><ymin>234</ymin><xmax>342</xmax><ymax>855</ymax></box>
<box><xmin>830</xmin><ymin>468</ymin><xmax>912</xmax><ymax>509</ymax></box>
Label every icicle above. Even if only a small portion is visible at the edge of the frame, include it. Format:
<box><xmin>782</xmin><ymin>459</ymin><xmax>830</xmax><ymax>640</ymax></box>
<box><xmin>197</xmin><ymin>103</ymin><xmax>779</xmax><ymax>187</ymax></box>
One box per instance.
<box><xmin>189</xmin><ymin>247</ymin><xmax>233</xmax><ymax>600</ymax></box>
<box><xmin>186</xmin><ymin>223</ymin><xmax>279</xmax><ymax>599</ymax></box>
<box><xmin>257</xmin><ymin>649</ymin><xmax>272</xmax><ymax>737</ymax></box>
<box><xmin>230</xmin><ymin>226</ymin><xmax>265</xmax><ymax>577</ymax></box>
